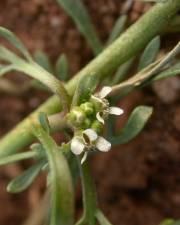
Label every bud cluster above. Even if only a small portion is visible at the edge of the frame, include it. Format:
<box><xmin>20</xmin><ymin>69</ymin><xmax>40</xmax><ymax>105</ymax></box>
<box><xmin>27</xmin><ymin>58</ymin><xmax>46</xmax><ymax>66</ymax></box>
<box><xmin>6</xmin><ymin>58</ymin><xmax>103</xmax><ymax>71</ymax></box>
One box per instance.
<box><xmin>67</xmin><ymin>100</ymin><xmax>103</xmax><ymax>133</ymax></box>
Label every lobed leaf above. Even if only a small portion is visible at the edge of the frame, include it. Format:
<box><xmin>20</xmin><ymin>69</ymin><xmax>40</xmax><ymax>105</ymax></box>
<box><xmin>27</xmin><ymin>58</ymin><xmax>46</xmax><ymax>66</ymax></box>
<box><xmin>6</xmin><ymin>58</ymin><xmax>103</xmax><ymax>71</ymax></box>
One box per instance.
<box><xmin>56</xmin><ymin>0</ymin><xmax>103</xmax><ymax>55</ymax></box>
<box><xmin>110</xmin><ymin>106</ymin><xmax>153</xmax><ymax>145</ymax></box>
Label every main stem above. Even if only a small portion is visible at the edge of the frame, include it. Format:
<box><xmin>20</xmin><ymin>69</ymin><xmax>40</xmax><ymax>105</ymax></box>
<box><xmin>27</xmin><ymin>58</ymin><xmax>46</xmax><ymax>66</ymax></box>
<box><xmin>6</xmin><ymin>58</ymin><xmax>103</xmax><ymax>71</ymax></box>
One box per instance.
<box><xmin>0</xmin><ymin>0</ymin><xmax>180</xmax><ymax>157</ymax></box>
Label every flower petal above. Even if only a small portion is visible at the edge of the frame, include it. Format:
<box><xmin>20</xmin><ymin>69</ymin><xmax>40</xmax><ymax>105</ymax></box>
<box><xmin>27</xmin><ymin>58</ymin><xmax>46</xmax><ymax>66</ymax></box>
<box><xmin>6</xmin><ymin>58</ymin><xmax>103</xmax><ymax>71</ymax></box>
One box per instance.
<box><xmin>83</xmin><ymin>129</ymin><xmax>98</xmax><ymax>142</ymax></box>
<box><xmin>109</xmin><ymin>107</ymin><xmax>124</xmax><ymax>115</ymax></box>
<box><xmin>81</xmin><ymin>152</ymin><xmax>88</xmax><ymax>164</ymax></box>
<box><xmin>96</xmin><ymin>137</ymin><xmax>111</xmax><ymax>152</ymax></box>
<box><xmin>71</xmin><ymin>137</ymin><xmax>85</xmax><ymax>155</ymax></box>
<box><xmin>99</xmin><ymin>86</ymin><xmax>112</xmax><ymax>99</ymax></box>
<box><xmin>96</xmin><ymin>112</ymin><xmax>105</xmax><ymax>124</ymax></box>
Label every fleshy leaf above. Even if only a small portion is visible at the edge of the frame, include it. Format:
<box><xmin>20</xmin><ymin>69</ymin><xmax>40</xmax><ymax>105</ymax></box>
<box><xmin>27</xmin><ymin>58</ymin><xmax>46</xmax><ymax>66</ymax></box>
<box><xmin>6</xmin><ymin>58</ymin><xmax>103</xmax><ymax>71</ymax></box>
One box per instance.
<box><xmin>96</xmin><ymin>210</ymin><xmax>113</xmax><ymax>225</ymax></box>
<box><xmin>107</xmin><ymin>15</ymin><xmax>127</xmax><ymax>45</ymax></box>
<box><xmin>32</xmin><ymin>123</ymin><xmax>74</xmax><ymax>225</ymax></box>
<box><xmin>110</xmin><ymin>106</ymin><xmax>153</xmax><ymax>145</ymax></box>
<box><xmin>7</xmin><ymin>161</ymin><xmax>44</xmax><ymax>193</ymax></box>
<box><xmin>160</xmin><ymin>219</ymin><xmax>180</xmax><ymax>225</ymax></box>
<box><xmin>56</xmin><ymin>0</ymin><xmax>103</xmax><ymax>55</ymax></box>
<box><xmin>34</xmin><ymin>50</ymin><xmax>53</xmax><ymax>73</ymax></box>
<box><xmin>55</xmin><ymin>54</ymin><xmax>69</xmax><ymax>81</ymax></box>
<box><xmin>0</xmin><ymin>151</ymin><xmax>38</xmax><ymax>166</ymax></box>
<box><xmin>0</xmin><ymin>65</ymin><xmax>14</xmax><ymax>77</ymax></box>
<box><xmin>153</xmin><ymin>62</ymin><xmax>180</xmax><ymax>81</ymax></box>
<box><xmin>38</xmin><ymin>112</ymin><xmax>50</xmax><ymax>134</ymax></box>
<box><xmin>111</xmin><ymin>58</ymin><xmax>134</xmax><ymax>85</ymax></box>
<box><xmin>0</xmin><ymin>45</ymin><xmax>70</xmax><ymax>111</ymax></box>
<box><xmin>0</xmin><ymin>27</ymin><xmax>32</xmax><ymax>61</ymax></box>
<box><xmin>71</xmin><ymin>73</ymin><xmax>99</xmax><ymax>107</ymax></box>
<box><xmin>138</xmin><ymin>36</ymin><xmax>160</xmax><ymax>71</ymax></box>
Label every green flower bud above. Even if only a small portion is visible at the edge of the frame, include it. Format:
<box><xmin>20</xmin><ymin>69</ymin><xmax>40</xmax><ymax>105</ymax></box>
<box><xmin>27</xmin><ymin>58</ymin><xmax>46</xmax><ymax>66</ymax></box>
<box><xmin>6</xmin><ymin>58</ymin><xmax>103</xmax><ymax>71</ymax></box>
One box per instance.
<box><xmin>68</xmin><ymin>106</ymin><xmax>86</xmax><ymax>127</ymax></box>
<box><xmin>80</xmin><ymin>102</ymin><xmax>94</xmax><ymax>116</ymax></box>
<box><xmin>91</xmin><ymin>120</ymin><xmax>103</xmax><ymax>133</ymax></box>
<box><xmin>82</xmin><ymin>118</ymin><xmax>91</xmax><ymax>129</ymax></box>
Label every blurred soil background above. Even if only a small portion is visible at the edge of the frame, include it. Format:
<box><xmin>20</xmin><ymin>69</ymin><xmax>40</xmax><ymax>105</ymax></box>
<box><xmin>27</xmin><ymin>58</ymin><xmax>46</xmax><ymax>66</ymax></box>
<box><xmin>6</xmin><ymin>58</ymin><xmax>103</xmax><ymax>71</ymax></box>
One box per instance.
<box><xmin>0</xmin><ymin>0</ymin><xmax>180</xmax><ymax>225</ymax></box>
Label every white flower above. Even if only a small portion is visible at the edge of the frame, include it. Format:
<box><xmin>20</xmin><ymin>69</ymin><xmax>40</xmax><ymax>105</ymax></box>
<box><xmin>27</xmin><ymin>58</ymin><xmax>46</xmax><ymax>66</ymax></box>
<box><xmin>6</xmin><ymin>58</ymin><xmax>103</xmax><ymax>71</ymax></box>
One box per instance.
<box><xmin>70</xmin><ymin>128</ymin><xmax>111</xmax><ymax>164</ymax></box>
<box><xmin>92</xmin><ymin>86</ymin><xmax>124</xmax><ymax>124</ymax></box>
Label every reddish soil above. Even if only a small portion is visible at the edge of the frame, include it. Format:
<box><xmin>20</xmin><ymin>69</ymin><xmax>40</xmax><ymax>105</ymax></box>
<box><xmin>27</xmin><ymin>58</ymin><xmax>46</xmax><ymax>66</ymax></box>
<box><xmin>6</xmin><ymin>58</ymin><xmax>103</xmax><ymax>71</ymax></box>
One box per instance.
<box><xmin>0</xmin><ymin>0</ymin><xmax>179</xmax><ymax>225</ymax></box>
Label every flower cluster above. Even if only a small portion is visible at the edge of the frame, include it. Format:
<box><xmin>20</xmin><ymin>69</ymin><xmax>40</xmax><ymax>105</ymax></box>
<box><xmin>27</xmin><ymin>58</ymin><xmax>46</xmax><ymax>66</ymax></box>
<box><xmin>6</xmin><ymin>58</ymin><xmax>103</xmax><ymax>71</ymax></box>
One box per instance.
<box><xmin>68</xmin><ymin>86</ymin><xmax>124</xmax><ymax>163</ymax></box>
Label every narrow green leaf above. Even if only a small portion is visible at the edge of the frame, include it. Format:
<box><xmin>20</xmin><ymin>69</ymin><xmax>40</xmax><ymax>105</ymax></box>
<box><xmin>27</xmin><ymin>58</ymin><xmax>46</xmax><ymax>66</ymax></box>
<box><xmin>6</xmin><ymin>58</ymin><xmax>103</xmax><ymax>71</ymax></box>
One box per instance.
<box><xmin>0</xmin><ymin>151</ymin><xmax>38</xmax><ymax>166</ymax></box>
<box><xmin>0</xmin><ymin>26</ymin><xmax>32</xmax><ymax>61</ymax></box>
<box><xmin>32</xmin><ymin>123</ymin><xmax>74</xmax><ymax>225</ymax></box>
<box><xmin>138</xmin><ymin>36</ymin><xmax>160</xmax><ymax>71</ymax></box>
<box><xmin>71</xmin><ymin>73</ymin><xmax>99</xmax><ymax>107</ymax></box>
<box><xmin>160</xmin><ymin>219</ymin><xmax>180</xmax><ymax>225</ymax></box>
<box><xmin>38</xmin><ymin>112</ymin><xmax>50</xmax><ymax>134</ymax></box>
<box><xmin>0</xmin><ymin>65</ymin><xmax>14</xmax><ymax>77</ymax></box>
<box><xmin>153</xmin><ymin>62</ymin><xmax>180</xmax><ymax>81</ymax></box>
<box><xmin>111</xmin><ymin>58</ymin><xmax>134</xmax><ymax>85</ymax></box>
<box><xmin>34</xmin><ymin>50</ymin><xmax>53</xmax><ymax>73</ymax></box>
<box><xmin>7</xmin><ymin>161</ymin><xmax>44</xmax><ymax>193</ymax></box>
<box><xmin>55</xmin><ymin>54</ymin><xmax>69</xmax><ymax>81</ymax></box>
<box><xmin>107</xmin><ymin>15</ymin><xmax>127</xmax><ymax>45</ymax></box>
<box><xmin>96</xmin><ymin>210</ymin><xmax>113</xmax><ymax>225</ymax></box>
<box><xmin>0</xmin><ymin>45</ymin><xmax>70</xmax><ymax>111</ymax></box>
<box><xmin>110</xmin><ymin>106</ymin><xmax>153</xmax><ymax>145</ymax></box>
<box><xmin>56</xmin><ymin>0</ymin><xmax>103</xmax><ymax>55</ymax></box>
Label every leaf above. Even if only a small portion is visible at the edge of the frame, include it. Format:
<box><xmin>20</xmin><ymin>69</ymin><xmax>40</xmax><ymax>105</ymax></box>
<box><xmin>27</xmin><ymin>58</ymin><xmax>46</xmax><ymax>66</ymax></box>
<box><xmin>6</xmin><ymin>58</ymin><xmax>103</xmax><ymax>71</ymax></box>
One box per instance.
<box><xmin>0</xmin><ymin>45</ymin><xmax>70</xmax><ymax>111</ymax></box>
<box><xmin>138</xmin><ymin>36</ymin><xmax>160</xmax><ymax>71</ymax></box>
<box><xmin>34</xmin><ymin>50</ymin><xmax>53</xmax><ymax>73</ymax></box>
<box><xmin>110</xmin><ymin>106</ymin><xmax>153</xmax><ymax>146</ymax></box>
<box><xmin>0</xmin><ymin>151</ymin><xmax>38</xmax><ymax>166</ymax></box>
<box><xmin>38</xmin><ymin>112</ymin><xmax>50</xmax><ymax>133</ymax></box>
<box><xmin>0</xmin><ymin>65</ymin><xmax>14</xmax><ymax>77</ymax></box>
<box><xmin>0</xmin><ymin>26</ymin><xmax>32</xmax><ymax>61</ymax></box>
<box><xmin>55</xmin><ymin>54</ymin><xmax>69</xmax><ymax>81</ymax></box>
<box><xmin>32</xmin><ymin>123</ymin><xmax>74</xmax><ymax>225</ymax></box>
<box><xmin>153</xmin><ymin>62</ymin><xmax>180</xmax><ymax>81</ymax></box>
<box><xmin>56</xmin><ymin>0</ymin><xmax>103</xmax><ymax>55</ymax></box>
<box><xmin>96</xmin><ymin>210</ymin><xmax>113</xmax><ymax>225</ymax></box>
<box><xmin>7</xmin><ymin>161</ymin><xmax>44</xmax><ymax>193</ymax></box>
<box><xmin>107</xmin><ymin>15</ymin><xmax>127</xmax><ymax>45</ymax></box>
<box><xmin>71</xmin><ymin>73</ymin><xmax>99</xmax><ymax>107</ymax></box>
<box><xmin>160</xmin><ymin>219</ymin><xmax>180</xmax><ymax>225</ymax></box>
<box><xmin>111</xmin><ymin>58</ymin><xmax>134</xmax><ymax>85</ymax></box>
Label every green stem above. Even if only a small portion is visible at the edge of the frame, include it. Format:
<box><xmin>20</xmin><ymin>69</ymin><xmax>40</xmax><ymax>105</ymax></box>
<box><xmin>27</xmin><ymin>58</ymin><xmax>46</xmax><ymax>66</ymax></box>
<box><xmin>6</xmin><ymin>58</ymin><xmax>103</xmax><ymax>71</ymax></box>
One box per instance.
<box><xmin>0</xmin><ymin>0</ymin><xmax>180</xmax><ymax>157</ymax></box>
<box><xmin>32</xmin><ymin>122</ymin><xmax>74</xmax><ymax>225</ymax></box>
<box><xmin>76</xmin><ymin>160</ymin><xmax>97</xmax><ymax>225</ymax></box>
